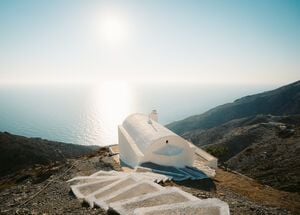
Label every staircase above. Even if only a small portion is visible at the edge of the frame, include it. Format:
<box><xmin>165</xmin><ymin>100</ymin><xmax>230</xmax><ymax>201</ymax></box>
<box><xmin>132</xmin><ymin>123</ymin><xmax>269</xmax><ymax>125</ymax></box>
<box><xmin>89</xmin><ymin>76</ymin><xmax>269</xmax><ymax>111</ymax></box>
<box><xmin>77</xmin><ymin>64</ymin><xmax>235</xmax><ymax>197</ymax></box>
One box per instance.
<box><xmin>68</xmin><ymin>170</ymin><xmax>229</xmax><ymax>215</ymax></box>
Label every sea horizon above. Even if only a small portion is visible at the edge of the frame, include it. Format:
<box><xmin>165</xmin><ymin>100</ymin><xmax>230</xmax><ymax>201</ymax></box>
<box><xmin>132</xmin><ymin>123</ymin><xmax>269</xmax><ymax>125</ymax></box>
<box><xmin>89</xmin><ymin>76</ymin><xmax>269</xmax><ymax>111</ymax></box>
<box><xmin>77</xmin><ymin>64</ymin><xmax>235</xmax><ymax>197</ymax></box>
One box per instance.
<box><xmin>0</xmin><ymin>81</ymin><xmax>282</xmax><ymax>146</ymax></box>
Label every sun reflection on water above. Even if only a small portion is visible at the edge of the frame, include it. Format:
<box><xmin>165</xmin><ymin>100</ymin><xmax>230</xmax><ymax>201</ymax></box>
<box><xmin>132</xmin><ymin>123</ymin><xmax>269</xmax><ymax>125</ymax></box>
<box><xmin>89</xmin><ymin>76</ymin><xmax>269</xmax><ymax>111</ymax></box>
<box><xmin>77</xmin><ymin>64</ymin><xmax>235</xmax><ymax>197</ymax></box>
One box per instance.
<box><xmin>88</xmin><ymin>81</ymin><xmax>133</xmax><ymax>146</ymax></box>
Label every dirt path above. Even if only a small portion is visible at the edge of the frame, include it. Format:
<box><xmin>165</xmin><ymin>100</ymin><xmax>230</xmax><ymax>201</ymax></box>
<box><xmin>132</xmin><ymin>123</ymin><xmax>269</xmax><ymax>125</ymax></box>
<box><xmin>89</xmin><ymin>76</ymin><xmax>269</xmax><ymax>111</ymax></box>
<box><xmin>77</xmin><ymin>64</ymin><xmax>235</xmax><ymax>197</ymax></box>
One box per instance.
<box><xmin>215</xmin><ymin>168</ymin><xmax>300</xmax><ymax>214</ymax></box>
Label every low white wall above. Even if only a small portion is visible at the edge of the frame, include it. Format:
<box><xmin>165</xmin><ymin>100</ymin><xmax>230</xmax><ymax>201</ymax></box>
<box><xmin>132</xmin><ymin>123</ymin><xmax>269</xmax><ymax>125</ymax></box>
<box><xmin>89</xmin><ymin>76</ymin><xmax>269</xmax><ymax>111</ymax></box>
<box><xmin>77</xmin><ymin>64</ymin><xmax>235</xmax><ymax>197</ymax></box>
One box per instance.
<box><xmin>118</xmin><ymin>125</ymin><xmax>144</xmax><ymax>167</ymax></box>
<box><xmin>195</xmin><ymin>147</ymin><xmax>218</xmax><ymax>169</ymax></box>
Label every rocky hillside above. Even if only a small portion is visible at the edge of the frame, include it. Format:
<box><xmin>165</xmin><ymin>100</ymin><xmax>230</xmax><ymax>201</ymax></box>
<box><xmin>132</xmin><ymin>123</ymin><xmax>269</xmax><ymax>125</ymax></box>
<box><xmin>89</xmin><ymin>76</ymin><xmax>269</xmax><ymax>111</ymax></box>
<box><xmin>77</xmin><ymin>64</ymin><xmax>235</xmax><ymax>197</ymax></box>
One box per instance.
<box><xmin>0</xmin><ymin>147</ymin><xmax>299</xmax><ymax>214</ymax></box>
<box><xmin>183</xmin><ymin>115</ymin><xmax>300</xmax><ymax>193</ymax></box>
<box><xmin>166</xmin><ymin>81</ymin><xmax>300</xmax><ymax>193</ymax></box>
<box><xmin>0</xmin><ymin>132</ymin><xmax>99</xmax><ymax>177</ymax></box>
<box><xmin>167</xmin><ymin>80</ymin><xmax>300</xmax><ymax>135</ymax></box>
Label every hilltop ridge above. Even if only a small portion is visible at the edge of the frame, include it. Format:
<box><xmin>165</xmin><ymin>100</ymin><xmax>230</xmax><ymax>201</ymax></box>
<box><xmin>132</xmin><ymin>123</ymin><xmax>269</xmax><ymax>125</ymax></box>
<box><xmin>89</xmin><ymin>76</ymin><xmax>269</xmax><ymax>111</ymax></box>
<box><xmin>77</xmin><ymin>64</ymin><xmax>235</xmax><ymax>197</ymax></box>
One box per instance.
<box><xmin>167</xmin><ymin>80</ymin><xmax>300</xmax><ymax>135</ymax></box>
<box><xmin>0</xmin><ymin>132</ymin><xmax>99</xmax><ymax>177</ymax></box>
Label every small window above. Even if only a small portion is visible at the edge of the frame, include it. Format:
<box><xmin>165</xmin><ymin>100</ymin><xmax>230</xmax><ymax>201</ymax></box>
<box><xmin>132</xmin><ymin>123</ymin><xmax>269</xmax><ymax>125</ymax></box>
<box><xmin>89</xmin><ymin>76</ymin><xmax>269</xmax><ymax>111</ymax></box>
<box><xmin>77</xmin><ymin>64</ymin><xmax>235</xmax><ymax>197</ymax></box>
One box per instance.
<box><xmin>166</xmin><ymin>140</ymin><xmax>168</xmax><ymax>144</ymax></box>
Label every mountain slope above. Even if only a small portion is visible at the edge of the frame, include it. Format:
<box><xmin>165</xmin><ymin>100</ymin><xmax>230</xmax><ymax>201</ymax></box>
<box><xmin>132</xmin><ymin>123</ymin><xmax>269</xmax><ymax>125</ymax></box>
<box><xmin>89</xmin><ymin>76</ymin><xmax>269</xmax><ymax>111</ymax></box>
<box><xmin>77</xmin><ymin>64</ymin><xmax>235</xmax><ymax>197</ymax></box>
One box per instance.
<box><xmin>167</xmin><ymin>80</ymin><xmax>300</xmax><ymax>135</ymax></box>
<box><xmin>183</xmin><ymin>114</ymin><xmax>300</xmax><ymax>193</ymax></box>
<box><xmin>0</xmin><ymin>132</ymin><xmax>99</xmax><ymax>177</ymax></box>
<box><xmin>169</xmin><ymin>81</ymin><xmax>300</xmax><ymax>193</ymax></box>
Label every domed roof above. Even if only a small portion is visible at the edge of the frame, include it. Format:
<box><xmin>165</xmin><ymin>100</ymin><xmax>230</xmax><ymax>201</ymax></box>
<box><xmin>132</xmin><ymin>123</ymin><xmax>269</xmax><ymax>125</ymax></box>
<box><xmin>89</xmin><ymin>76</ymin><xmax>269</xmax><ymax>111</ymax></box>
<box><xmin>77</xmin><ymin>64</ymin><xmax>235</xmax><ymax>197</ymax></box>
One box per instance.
<box><xmin>122</xmin><ymin>113</ymin><xmax>178</xmax><ymax>153</ymax></box>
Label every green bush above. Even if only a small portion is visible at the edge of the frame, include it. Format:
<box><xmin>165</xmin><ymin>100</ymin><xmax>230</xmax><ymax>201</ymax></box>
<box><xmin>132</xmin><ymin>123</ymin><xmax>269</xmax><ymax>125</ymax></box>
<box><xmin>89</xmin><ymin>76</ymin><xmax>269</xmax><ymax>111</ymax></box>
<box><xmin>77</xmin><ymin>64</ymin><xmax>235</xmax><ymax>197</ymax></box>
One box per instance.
<box><xmin>206</xmin><ymin>145</ymin><xmax>229</xmax><ymax>159</ymax></box>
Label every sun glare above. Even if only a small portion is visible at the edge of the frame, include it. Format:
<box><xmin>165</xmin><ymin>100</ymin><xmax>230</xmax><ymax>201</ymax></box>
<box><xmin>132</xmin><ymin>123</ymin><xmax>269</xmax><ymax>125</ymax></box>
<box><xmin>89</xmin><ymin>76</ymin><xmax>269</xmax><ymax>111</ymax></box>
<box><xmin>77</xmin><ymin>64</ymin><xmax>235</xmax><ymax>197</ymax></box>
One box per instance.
<box><xmin>90</xmin><ymin>81</ymin><xmax>133</xmax><ymax>145</ymax></box>
<box><xmin>99</xmin><ymin>12</ymin><xmax>130</xmax><ymax>44</ymax></box>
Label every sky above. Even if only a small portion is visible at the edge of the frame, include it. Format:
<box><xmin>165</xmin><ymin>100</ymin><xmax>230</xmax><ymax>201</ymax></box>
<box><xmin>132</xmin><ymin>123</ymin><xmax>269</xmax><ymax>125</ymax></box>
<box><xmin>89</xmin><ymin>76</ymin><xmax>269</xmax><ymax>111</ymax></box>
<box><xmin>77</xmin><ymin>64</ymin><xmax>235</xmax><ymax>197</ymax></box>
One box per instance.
<box><xmin>0</xmin><ymin>0</ymin><xmax>299</xmax><ymax>86</ymax></box>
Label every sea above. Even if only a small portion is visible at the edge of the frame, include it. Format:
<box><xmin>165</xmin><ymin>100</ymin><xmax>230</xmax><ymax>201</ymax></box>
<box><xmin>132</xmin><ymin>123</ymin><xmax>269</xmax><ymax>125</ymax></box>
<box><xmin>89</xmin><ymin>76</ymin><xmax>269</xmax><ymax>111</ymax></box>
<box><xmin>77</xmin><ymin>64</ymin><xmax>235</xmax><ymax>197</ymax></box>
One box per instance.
<box><xmin>0</xmin><ymin>82</ymin><xmax>277</xmax><ymax>146</ymax></box>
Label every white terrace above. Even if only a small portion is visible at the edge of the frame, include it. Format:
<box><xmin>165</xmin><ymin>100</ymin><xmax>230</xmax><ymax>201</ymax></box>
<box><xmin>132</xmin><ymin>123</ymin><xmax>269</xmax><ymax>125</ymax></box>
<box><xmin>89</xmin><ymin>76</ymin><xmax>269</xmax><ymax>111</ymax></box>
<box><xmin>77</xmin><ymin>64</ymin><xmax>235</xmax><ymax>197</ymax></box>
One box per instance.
<box><xmin>68</xmin><ymin>111</ymin><xmax>229</xmax><ymax>214</ymax></box>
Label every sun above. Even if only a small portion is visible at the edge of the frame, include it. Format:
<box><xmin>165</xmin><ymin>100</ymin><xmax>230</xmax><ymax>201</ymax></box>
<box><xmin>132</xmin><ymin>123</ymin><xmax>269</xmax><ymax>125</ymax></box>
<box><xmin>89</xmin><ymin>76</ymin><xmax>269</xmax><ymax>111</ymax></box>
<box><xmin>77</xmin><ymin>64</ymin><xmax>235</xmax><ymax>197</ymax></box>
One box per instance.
<box><xmin>100</xmin><ymin>13</ymin><xmax>130</xmax><ymax>44</ymax></box>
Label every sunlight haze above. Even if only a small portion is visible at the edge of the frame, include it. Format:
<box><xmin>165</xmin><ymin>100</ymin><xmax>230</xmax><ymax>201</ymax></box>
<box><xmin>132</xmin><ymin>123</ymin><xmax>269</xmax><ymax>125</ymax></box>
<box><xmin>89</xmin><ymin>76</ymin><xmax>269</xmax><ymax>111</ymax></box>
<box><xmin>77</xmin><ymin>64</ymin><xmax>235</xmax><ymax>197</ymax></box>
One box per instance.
<box><xmin>0</xmin><ymin>0</ymin><xmax>299</xmax><ymax>86</ymax></box>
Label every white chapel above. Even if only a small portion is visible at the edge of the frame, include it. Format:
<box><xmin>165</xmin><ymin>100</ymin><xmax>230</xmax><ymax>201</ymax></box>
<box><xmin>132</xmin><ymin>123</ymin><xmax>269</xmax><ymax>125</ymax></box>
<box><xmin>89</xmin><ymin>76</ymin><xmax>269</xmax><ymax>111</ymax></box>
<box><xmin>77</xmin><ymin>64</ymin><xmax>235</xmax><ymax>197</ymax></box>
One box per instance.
<box><xmin>118</xmin><ymin>110</ymin><xmax>216</xmax><ymax>169</ymax></box>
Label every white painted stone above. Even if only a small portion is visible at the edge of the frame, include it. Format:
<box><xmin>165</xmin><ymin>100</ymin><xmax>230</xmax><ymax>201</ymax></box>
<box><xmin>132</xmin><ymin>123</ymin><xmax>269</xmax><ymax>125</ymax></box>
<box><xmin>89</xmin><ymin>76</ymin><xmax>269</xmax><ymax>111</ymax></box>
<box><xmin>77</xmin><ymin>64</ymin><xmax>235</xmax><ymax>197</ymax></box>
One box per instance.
<box><xmin>69</xmin><ymin>170</ymin><xmax>230</xmax><ymax>214</ymax></box>
<box><xmin>119</xmin><ymin>113</ymin><xmax>196</xmax><ymax>168</ymax></box>
<box><xmin>133</xmin><ymin>199</ymin><xmax>230</xmax><ymax>215</ymax></box>
<box><xmin>194</xmin><ymin>147</ymin><xmax>218</xmax><ymax>169</ymax></box>
<box><xmin>85</xmin><ymin>175</ymin><xmax>140</xmax><ymax>207</ymax></box>
<box><xmin>134</xmin><ymin>166</ymin><xmax>152</xmax><ymax>173</ymax></box>
<box><xmin>69</xmin><ymin>170</ymin><xmax>169</xmax><ymax>185</ymax></box>
<box><xmin>91</xmin><ymin>180</ymin><xmax>164</xmax><ymax>210</ymax></box>
<box><xmin>109</xmin><ymin>187</ymin><xmax>199</xmax><ymax>215</ymax></box>
<box><xmin>136</xmin><ymin>172</ymin><xmax>170</xmax><ymax>183</ymax></box>
<box><xmin>193</xmin><ymin>160</ymin><xmax>216</xmax><ymax>178</ymax></box>
<box><xmin>67</xmin><ymin>176</ymin><xmax>120</xmax><ymax>186</ymax></box>
<box><xmin>71</xmin><ymin>178</ymin><xmax>119</xmax><ymax>199</ymax></box>
<box><xmin>89</xmin><ymin>170</ymin><xmax>126</xmax><ymax>177</ymax></box>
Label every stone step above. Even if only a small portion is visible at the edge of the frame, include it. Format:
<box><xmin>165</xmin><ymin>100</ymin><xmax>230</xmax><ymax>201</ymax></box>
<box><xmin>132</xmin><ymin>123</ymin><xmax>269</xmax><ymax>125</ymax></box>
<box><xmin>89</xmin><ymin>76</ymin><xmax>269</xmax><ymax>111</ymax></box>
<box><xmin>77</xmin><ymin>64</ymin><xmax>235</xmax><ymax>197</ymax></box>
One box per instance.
<box><xmin>71</xmin><ymin>178</ymin><xmax>119</xmax><ymax>199</ymax></box>
<box><xmin>67</xmin><ymin>176</ymin><xmax>120</xmax><ymax>186</ymax></box>
<box><xmin>108</xmin><ymin>187</ymin><xmax>198</xmax><ymax>215</ymax></box>
<box><xmin>90</xmin><ymin>170</ymin><xmax>126</xmax><ymax>177</ymax></box>
<box><xmin>85</xmin><ymin>175</ymin><xmax>140</xmax><ymax>207</ymax></box>
<box><xmin>68</xmin><ymin>172</ymin><xmax>168</xmax><ymax>190</ymax></box>
<box><xmin>131</xmin><ymin>172</ymin><xmax>170</xmax><ymax>183</ymax></box>
<box><xmin>89</xmin><ymin>169</ymin><xmax>169</xmax><ymax>183</ymax></box>
<box><xmin>89</xmin><ymin>180</ymin><xmax>164</xmax><ymax>210</ymax></box>
<box><xmin>133</xmin><ymin>199</ymin><xmax>230</xmax><ymax>215</ymax></box>
<box><xmin>136</xmin><ymin>166</ymin><xmax>189</xmax><ymax>181</ymax></box>
<box><xmin>69</xmin><ymin>170</ymin><xmax>230</xmax><ymax>214</ymax></box>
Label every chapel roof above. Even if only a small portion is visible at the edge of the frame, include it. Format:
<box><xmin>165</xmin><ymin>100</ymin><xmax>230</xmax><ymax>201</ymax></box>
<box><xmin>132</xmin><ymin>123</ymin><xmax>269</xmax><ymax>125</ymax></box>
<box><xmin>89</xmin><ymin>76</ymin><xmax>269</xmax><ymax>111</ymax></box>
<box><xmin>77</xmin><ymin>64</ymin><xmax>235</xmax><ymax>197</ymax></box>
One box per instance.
<box><xmin>122</xmin><ymin>113</ymin><xmax>178</xmax><ymax>152</ymax></box>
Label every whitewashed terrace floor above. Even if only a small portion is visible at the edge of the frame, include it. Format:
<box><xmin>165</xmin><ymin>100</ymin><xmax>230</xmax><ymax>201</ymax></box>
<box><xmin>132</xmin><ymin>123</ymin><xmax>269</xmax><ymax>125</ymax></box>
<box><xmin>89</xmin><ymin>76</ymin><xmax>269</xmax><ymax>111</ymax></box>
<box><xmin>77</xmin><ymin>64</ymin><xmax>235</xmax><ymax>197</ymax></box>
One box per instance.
<box><xmin>68</xmin><ymin>170</ymin><xmax>229</xmax><ymax>215</ymax></box>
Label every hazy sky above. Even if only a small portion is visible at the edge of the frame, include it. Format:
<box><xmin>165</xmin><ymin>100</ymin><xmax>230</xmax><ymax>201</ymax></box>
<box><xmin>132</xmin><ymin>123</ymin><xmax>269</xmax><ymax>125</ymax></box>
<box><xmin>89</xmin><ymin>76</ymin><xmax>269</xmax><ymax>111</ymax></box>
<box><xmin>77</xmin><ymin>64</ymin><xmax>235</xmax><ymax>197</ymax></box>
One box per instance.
<box><xmin>0</xmin><ymin>0</ymin><xmax>299</xmax><ymax>85</ymax></box>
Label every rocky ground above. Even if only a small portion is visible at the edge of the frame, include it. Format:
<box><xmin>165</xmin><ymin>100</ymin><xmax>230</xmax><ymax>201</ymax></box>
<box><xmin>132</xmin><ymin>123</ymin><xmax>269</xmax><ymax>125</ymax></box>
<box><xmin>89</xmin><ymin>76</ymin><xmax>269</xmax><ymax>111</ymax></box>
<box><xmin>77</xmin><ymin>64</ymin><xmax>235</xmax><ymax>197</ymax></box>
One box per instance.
<box><xmin>183</xmin><ymin>115</ymin><xmax>300</xmax><ymax>193</ymax></box>
<box><xmin>0</xmin><ymin>148</ymin><xmax>299</xmax><ymax>214</ymax></box>
<box><xmin>0</xmin><ymin>148</ymin><xmax>116</xmax><ymax>214</ymax></box>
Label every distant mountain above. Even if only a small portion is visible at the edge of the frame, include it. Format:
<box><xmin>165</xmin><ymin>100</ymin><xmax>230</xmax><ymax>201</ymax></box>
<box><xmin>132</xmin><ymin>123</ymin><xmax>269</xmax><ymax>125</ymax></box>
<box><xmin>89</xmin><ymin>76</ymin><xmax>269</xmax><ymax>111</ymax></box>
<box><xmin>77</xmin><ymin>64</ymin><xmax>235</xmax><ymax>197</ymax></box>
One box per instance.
<box><xmin>0</xmin><ymin>132</ymin><xmax>99</xmax><ymax>177</ymax></box>
<box><xmin>167</xmin><ymin>80</ymin><xmax>300</xmax><ymax>135</ymax></box>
